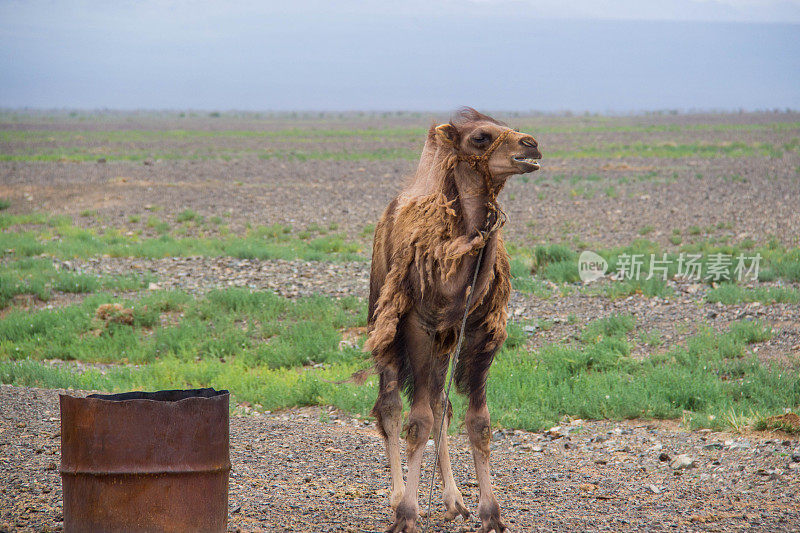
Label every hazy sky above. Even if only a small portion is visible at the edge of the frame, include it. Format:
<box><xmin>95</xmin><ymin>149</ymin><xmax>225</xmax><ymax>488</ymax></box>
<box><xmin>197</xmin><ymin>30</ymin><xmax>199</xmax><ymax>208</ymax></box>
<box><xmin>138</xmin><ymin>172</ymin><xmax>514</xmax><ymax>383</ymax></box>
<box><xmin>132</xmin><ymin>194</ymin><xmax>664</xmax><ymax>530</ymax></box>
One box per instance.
<box><xmin>1</xmin><ymin>1</ymin><xmax>799</xmax><ymax>111</ymax></box>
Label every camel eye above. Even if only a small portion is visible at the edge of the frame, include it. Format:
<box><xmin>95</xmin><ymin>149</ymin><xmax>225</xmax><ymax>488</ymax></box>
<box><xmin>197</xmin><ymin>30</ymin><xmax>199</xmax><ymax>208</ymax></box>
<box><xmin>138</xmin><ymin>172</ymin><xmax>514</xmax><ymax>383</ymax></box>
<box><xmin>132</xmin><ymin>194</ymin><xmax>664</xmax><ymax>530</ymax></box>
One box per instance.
<box><xmin>471</xmin><ymin>132</ymin><xmax>491</xmax><ymax>145</ymax></box>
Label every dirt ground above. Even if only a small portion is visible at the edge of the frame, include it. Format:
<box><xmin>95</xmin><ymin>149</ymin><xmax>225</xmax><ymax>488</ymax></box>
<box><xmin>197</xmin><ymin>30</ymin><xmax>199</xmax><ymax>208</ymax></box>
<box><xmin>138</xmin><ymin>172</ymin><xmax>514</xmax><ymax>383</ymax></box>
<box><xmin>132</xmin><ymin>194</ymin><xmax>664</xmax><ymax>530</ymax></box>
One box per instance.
<box><xmin>1</xmin><ymin>112</ymin><xmax>800</xmax><ymax>531</ymax></box>
<box><xmin>1</xmin><ymin>386</ymin><xmax>798</xmax><ymax>532</ymax></box>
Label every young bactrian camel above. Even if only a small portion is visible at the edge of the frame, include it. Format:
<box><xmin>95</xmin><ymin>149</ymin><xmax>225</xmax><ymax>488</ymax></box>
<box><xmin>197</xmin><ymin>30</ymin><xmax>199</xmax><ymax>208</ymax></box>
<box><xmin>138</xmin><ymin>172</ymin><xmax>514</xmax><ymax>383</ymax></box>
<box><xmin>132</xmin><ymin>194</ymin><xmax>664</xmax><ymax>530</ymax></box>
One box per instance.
<box><xmin>366</xmin><ymin>108</ymin><xmax>541</xmax><ymax>533</ymax></box>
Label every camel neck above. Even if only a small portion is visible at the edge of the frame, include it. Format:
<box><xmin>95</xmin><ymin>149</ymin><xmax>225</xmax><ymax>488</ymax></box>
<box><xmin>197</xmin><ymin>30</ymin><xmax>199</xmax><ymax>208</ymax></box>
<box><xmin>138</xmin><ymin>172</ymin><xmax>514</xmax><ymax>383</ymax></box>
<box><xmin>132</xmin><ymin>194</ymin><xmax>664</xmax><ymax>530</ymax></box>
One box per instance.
<box><xmin>451</xmin><ymin>162</ymin><xmax>494</xmax><ymax>234</ymax></box>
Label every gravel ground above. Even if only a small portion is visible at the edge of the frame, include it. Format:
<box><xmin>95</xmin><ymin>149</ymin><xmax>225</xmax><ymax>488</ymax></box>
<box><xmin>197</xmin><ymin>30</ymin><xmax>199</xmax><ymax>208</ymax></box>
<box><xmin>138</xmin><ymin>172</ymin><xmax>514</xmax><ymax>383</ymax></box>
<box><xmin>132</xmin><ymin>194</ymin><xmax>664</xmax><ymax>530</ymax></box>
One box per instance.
<box><xmin>1</xmin><ymin>386</ymin><xmax>798</xmax><ymax>532</ymax></box>
<box><xmin>60</xmin><ymin>256</ymin><xmax>370</xmax><ymax>300</ymax></box>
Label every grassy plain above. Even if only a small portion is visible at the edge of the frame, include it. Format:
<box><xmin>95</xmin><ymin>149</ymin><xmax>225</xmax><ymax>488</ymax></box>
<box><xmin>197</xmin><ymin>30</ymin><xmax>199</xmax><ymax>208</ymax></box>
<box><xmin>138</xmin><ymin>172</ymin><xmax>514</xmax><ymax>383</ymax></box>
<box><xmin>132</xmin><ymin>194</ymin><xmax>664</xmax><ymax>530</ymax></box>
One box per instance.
<box><xmin>1</xmin><ymin>110</ymin><xmax>798</xmax><ymax>432</ymax></box>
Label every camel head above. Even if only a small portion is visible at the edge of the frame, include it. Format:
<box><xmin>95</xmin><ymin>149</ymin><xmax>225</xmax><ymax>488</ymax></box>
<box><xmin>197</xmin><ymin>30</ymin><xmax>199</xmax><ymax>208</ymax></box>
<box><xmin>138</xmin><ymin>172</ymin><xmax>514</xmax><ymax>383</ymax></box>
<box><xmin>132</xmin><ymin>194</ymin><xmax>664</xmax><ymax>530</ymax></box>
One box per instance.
<box><xmin>434</xmin><ymin>107</ymin><xmax>541</xmax><ymax>183</ymax></box>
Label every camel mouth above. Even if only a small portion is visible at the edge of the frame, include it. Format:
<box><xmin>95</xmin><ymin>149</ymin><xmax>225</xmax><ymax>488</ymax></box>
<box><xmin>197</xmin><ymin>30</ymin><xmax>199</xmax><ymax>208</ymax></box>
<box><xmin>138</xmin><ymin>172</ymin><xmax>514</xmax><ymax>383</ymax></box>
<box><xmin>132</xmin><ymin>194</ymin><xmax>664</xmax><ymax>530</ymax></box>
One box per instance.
<box><xmin>511</xmin><ymin>155</ymin><xmax>541</xmax><ymax>172</ymax></box>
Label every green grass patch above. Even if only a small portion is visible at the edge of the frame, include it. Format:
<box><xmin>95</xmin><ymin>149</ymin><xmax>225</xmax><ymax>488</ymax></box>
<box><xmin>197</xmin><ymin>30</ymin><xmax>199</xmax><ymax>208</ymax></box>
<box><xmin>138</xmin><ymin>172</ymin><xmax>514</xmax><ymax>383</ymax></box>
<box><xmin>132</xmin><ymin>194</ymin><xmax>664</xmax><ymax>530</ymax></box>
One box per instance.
<box><xmin>488</xmin><ymin>317</ymin><xmax>796</xmax><ymax>431</ymax></box>
<box><xmin>526</xmin><ymin>244</ymin><xmax>579</xmax><ymax>283</ymax></box>
<box><xmin>0</xmin><ymin>288</ymin><xmax>376</xmax><ymax>415</ymax></box>
<box><xmin>176</xmin><ymin>209</ymin><xmax>200</xmax><ymax>223</ymax></box>
<box><xmin>0</xmin><ymin>258</ymin><xmax>152</xmax><ymax>309</ymax></box>
<box><xmin>146</xmin><ymin>215</ymin><xmax>170</xmax><ymax>233</ymax></box>
<box><xmin>706</xmin><ymin>284</ymin><xmax>800</xmax><ymax>305</ymax></box>
<box><xmin>579</xmin><ymin>314</ymin><xmax>636</xmax><ymax>343</ymax></box>
<box><xmin>0</xmin><ymin>357</ymin><xmax>377</xmax><ymax>415</ymax></box>
<box><xmin>509</xmin><ymin>257</ymin><xmax>553</xmax><ymax>297</ymax></box>
<box><xmin>0</xmin><ymin>213</ymin><xmax>365</xmax><ymax>263</ymax></box>
<box><xmin>0</xmin><ymin>293</ymin><xmax>796</xmax><ymax>432</ymax></box>
<box><xmin>360</xmin><ymin>223</ymin><xmax>376</xmax><ymax>238</ymax></box>
<box><xmin>0</xmin><ymin>288</ymin><xmax>365</xmax><ymax>366</ymax></box>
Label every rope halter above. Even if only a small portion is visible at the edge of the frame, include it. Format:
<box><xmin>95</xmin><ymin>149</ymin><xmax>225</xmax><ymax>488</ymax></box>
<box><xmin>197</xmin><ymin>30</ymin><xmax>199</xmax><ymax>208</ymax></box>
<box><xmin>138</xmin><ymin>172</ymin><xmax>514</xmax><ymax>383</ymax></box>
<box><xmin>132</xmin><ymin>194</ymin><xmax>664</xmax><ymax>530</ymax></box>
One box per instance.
<box><xmin>453</xmin><ymin>128</ymin><xmax>513</xmax><ymax>235</ymax></box>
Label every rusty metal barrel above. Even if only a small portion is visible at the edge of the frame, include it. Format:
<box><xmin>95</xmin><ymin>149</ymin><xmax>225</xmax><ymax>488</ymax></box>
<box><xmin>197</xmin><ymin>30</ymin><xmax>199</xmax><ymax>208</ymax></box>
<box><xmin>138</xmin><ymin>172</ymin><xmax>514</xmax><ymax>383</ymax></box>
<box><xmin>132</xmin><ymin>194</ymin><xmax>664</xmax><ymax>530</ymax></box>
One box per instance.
<box><xmin>60</xmin><ymin>388</ymin><xmax>230</xmax><ymax>533</ymax></box>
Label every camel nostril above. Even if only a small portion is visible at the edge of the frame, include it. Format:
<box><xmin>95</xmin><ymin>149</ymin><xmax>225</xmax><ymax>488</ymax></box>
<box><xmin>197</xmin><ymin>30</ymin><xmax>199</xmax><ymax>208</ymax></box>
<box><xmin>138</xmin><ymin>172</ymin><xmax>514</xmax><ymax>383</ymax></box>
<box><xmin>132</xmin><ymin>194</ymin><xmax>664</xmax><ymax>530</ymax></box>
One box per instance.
<box><xmin>520</xmin><ymin>137</ymin><xmax>537</xmax><ymax>148</ymax></box>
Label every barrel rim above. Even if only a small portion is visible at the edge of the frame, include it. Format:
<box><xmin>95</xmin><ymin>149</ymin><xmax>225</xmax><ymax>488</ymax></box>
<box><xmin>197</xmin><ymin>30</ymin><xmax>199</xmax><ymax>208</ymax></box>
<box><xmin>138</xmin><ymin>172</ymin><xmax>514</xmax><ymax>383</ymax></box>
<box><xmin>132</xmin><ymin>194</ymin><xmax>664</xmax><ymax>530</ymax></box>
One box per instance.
<box><xmin>68</xmin><ymin>387</ymin><xmax>229</xmax><ymax>403</ymax></box>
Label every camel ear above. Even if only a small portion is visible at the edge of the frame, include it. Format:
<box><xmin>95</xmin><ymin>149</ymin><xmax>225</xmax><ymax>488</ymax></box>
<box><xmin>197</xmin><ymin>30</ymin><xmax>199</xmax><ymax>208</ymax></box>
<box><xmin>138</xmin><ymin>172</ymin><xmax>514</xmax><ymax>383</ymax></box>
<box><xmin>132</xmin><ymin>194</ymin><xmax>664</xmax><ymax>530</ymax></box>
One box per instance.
<box><xmin>434</xmin><ymin>123</ymin><xmax>458</xmax><ymax>145</ymax></box>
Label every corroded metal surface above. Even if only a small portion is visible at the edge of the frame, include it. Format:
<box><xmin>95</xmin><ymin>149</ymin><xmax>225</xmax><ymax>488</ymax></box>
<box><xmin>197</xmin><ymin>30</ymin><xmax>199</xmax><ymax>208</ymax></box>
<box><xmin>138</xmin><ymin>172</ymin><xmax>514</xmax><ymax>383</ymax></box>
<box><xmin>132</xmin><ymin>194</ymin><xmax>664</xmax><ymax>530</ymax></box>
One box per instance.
<box><xmin>60</xmin><ymin>388</ymin><xmax>230</xmax><ymax>533</ymax></box>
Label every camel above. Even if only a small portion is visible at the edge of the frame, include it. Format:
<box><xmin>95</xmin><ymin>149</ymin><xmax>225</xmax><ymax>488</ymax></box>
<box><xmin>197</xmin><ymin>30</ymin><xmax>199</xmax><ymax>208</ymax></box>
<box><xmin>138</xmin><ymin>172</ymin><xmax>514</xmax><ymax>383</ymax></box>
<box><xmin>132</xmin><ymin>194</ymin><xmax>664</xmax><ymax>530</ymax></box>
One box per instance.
<box><xmin>366</xmin><ymin>108</ymin><xmax>541</xmax><ymax>533</ymax></box>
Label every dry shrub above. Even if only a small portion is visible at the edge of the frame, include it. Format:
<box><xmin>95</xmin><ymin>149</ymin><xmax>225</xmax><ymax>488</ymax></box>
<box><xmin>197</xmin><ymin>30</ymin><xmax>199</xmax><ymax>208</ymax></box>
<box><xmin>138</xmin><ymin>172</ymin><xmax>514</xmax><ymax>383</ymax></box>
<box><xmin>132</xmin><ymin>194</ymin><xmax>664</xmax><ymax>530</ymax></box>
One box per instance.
<box><xmin>95</xmin><ymin>303</ymin><xmax>134</xmax><ymax>326</ymax></box>
<box><xmin>764</xmin><ymin>412</ymin><xmax>800</xmax><ymax>434</ymax></box>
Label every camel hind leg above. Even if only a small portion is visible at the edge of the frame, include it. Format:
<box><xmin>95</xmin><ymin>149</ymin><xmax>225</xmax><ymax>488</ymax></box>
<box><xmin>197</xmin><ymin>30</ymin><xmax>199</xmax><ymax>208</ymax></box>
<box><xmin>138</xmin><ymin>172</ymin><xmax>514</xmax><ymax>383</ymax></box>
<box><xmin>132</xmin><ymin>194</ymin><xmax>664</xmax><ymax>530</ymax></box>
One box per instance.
<box><xmin>387</xmin><ymin>311</ymin><xmax>437</xmax><ymax>533</ymax></box>
<box><xmin>373</xmin><ymin>367</ymin><xmax>405</xmax><ymax>509</ymax></box>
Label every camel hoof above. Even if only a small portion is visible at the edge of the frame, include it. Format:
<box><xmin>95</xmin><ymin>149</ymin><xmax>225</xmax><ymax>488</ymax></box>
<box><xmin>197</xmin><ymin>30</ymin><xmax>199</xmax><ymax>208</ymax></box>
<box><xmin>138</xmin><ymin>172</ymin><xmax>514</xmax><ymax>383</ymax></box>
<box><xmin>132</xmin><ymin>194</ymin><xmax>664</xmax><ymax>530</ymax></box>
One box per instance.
<box><xmin>443</xmin><ymin>500</ymin><xmax>470</xmax><ymax>521</ymax></box>
<box><xmin>387</xmin><ymin>503</ymin><xmax>419</xmax><ymax>533</ymax></box>
<box><xmin>477</xmin><ymin>516</ymin><xmax>508</xmax><ymax>533</ymax></box>
<box><xmin>477</xmin><ymin>500</ymin><xmax>507</xmax><ymax>533</ymax></box>
<box><xmin>386</xmin><ymin>517</ymin><xmax>419</xmax><ymax>533</ymax></box>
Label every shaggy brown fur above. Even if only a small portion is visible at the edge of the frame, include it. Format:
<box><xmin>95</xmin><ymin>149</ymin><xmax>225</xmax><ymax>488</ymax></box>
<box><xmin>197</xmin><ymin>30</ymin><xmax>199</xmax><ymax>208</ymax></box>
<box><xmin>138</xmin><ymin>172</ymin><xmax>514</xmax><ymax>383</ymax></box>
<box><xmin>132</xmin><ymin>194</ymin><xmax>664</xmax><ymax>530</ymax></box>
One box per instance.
<box><xmin>366</xmin><ymin>108</ymin><xmax>541</xmax><ymax>533</ymax></box>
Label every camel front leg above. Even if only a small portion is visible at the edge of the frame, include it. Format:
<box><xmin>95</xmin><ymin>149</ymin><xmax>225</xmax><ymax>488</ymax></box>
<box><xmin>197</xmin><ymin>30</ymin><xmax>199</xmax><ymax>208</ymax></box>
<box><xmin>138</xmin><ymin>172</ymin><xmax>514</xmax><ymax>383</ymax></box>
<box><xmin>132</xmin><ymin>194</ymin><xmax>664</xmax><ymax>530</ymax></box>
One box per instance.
<box><xmin>431</xmin><ymin>397</ymin><xmax>469</xmax><ymax>521</ymax></box>
<box><xmin>466</xmin><ymin>401</ymin><xmax>506</xmax><ymax>533</ymax></box>
<box><xmin>387</xmin><ymin>397</ymin><xmax>433</xmax><ymax>533</ymax></box>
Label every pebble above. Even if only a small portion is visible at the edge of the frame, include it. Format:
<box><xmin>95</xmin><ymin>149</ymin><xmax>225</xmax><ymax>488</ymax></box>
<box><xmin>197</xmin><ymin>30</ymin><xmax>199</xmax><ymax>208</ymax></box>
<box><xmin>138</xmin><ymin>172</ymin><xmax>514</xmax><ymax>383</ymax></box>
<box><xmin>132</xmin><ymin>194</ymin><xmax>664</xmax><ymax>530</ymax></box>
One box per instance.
<box><xmin>645</xmin><ymin>484</ymin><xmax>661</xmax><ymax>494</ymax></box>
<box><xmin>756</xmin><ymin>468</ymin><xmax>782</xmax><ymax>480</ymax></box>
<box><xmin>670</xmin><ymin>455</ymin><xmax>696</xmax><ymax>470</ymax></box>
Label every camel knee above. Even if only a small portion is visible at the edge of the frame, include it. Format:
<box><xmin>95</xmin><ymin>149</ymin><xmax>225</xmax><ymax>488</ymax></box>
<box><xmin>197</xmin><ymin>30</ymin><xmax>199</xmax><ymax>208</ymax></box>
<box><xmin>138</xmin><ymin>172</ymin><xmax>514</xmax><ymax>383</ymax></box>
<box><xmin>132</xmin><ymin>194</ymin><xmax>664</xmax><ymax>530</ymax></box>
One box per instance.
<box><xmin>404</xmin><ymin>407</ymin><xmax>433</xmax><ymax>454</ymax></box>
<box><xmin>373</xmin><ymin>393</ymin><xmax>402</xmax><ymax>439</ymax></box>
<box><xmin>373</xmin><ymin>374</ymin><xmax>403</xmax><ymax>439</ymax></box>
<box><xmin>466</xmin><ymin>408</ymin><xmax>492</xmax><ymax>455</ymax></box>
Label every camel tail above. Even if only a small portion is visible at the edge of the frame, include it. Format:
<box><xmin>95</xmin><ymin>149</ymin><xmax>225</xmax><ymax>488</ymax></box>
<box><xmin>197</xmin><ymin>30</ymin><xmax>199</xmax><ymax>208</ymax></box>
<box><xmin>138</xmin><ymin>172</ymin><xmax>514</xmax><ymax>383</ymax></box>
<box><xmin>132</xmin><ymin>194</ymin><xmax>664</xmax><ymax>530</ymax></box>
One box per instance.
<box><xmin>319</xmin><ymin>367</ymin><xmax>374</xmax><ymax>385</ymax></box>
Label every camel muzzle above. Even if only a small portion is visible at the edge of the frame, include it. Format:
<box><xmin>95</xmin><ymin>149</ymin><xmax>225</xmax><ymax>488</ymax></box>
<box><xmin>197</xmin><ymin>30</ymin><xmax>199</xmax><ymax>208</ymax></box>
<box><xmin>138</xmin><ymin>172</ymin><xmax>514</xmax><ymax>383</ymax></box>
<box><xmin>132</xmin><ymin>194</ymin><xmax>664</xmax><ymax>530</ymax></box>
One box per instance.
<box><xmin>511</xmin><ymin>155</ymin><xmax>541</xmax><ymax>172</ymax></box>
